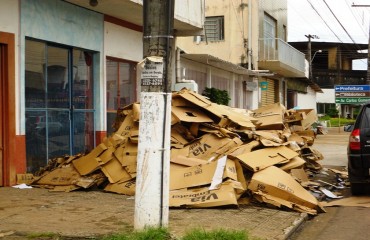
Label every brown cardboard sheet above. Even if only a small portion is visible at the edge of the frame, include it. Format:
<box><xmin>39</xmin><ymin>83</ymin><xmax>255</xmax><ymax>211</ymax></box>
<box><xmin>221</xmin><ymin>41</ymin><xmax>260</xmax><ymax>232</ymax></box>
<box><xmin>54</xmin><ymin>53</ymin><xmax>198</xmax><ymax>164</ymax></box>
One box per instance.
<box><xmin>101</xmin><ymin>157</ymin><xmax>133</xmax><ymax>183</ymax></box>
<box><xmin>252</xmin><ymin>103</ymin><xmax>286</xmax><ymax>130</ymax></box>
<box><xmin>169</xmin><ymin>180</ymin><xmax>244</xmax><ymax>208</ymax></box>
<box><xmin>279</xmin><ymin>156</ymin><xmax>306</xmax><ymax>171</ymax></box>
<box><xmin>172</xmin><ymin>106</ymin><xmax>214</xmax><ymax>123</ymax></box>
<box><xmin>248</xmin><ymin>166</ymin><xmax>321</xmax><ymax>214</ymax></box>
<box><xmin>236</xmin><ymin>146</ymin><xmax>298</xmax><ymax>172</ymax></box>
<box><xmin>170</xmin><ymin>134</ymin><xmax>241</xmax><ymax>161</ymax></box>
<box><xmin>72</xmin><ymin>143</ymin><xmax>108</xmax><ymax>175</ymax></box>
<box><xmin>170</xmin><ymin>157</ymin><xmax>238</xmax><ymax>190</ymax></box>
<box><xmin>36</xmin><ymin>164</ymin><xmax>81</xmax><ymax>186</ymax></box>
<box><xmin>104</xmin><ymin>178</ymin><xmax>136</xmax><ymax>196</ymax></box>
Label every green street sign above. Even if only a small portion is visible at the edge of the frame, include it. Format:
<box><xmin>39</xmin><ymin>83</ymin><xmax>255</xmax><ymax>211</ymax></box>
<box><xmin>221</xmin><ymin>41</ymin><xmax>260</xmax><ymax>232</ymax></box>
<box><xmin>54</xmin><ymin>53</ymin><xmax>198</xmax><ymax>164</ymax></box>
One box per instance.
<box><xmin>335</xmin><ymin>98</ymin><xmax>370</xmax><ymax>104</ymax></box>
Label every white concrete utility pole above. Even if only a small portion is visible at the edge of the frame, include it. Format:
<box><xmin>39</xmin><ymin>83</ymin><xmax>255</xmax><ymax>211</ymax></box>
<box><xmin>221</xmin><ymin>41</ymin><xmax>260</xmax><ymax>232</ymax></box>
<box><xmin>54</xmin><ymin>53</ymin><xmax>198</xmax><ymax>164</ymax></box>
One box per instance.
<box><xmin>134</xmin><ymin>0</ymin><xmax>174</xmax><ymax>229</ymax></box>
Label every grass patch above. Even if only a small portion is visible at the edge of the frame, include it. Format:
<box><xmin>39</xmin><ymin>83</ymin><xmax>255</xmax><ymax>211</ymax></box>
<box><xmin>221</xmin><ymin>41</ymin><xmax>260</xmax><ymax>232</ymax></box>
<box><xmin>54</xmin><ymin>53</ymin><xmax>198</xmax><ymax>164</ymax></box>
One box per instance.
<box><xmin>318</xmin><ymin>117</ymin><xmax>355</xmax><ymax>127</ymax></box>
<box><xmin>102</xmin><ymin>227</ymin><xmax>256</xmax><ymax>240</ymax></box>
<box><xmin>182</xmin><ymin>228</ymin><xmax>249</xmax><ymax>240</ymax></box>
<box><xmin>102</xmin><ymin>227</ymin><xmax>171</xmax><ymax>240</ymax></box>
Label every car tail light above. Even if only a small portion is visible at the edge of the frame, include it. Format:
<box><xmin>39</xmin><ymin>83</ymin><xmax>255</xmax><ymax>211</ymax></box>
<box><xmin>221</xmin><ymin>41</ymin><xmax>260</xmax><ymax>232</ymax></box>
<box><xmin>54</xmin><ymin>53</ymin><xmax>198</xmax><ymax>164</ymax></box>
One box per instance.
<box><xmin>349</xmin><ymin>128</ymin><xmax>361</xmax><ymax>150</ymax></box>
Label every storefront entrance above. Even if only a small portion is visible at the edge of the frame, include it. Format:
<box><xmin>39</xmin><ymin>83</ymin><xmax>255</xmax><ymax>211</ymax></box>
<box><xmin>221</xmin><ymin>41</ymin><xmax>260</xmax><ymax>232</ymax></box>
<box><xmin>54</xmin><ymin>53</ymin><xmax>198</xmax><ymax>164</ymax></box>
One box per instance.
<box><xmin>25</xmin><ymin>39</ymin><xmax>96</xmax><ymax>173</ymax></box>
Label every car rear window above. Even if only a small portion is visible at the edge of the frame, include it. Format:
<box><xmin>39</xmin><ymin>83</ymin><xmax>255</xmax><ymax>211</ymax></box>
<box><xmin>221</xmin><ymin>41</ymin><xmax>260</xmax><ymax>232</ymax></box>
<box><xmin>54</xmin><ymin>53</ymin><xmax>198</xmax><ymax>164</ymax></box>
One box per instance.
<box><xmin>360</xmin><ymin>105</ymin><xmax>370</xmax><ymax>129</ymax></box>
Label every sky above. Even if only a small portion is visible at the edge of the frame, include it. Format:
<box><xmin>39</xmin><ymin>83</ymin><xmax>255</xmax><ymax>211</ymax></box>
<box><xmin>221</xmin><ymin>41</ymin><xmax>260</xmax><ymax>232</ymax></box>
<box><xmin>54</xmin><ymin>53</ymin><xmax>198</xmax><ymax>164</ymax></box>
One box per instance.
<box><xmin>287</xmin><ymin>0</ymin><xmax>370</xmax><ymax>69</ymax></box>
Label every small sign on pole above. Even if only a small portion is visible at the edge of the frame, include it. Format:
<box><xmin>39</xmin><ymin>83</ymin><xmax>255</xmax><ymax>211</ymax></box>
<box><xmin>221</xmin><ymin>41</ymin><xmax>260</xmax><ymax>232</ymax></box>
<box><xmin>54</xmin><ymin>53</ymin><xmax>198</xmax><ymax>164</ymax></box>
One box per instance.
<box><xmin>141</xmin><ymin>57</ymin><xmax>164</xmax><ymax>86</ymax></box>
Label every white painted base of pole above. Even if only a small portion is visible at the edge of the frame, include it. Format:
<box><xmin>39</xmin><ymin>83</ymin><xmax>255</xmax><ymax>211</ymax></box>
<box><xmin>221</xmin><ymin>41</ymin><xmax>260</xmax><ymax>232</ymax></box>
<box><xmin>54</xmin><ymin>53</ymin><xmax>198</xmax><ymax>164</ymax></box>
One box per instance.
<box><xmin>134</xmin><ymin>92</ymin><xmax>171</xmax><ymax>229</ymax></box>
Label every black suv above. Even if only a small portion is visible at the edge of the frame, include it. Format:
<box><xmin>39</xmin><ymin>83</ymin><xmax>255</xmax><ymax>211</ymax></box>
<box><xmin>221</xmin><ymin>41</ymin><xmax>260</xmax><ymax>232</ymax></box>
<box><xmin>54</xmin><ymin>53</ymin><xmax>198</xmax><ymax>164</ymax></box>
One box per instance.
<box><xmin>347</xmin><ymin>102</ymin><xmax>370</xmax><ymax>195</ymax></box>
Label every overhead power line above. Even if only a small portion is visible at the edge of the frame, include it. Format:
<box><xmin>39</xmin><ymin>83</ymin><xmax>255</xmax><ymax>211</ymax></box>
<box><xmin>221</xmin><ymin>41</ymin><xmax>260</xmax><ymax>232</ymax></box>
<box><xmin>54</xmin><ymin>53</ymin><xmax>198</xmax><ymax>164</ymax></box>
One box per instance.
<box><xmin>306</xmin><ymin>0</ymin><xmax>344</xmax><ymax>43</ymax></box>
<box><xmin>323</xmin><ymin>0</ymin><xmax>360</xmax><ymax>47</ymax></box>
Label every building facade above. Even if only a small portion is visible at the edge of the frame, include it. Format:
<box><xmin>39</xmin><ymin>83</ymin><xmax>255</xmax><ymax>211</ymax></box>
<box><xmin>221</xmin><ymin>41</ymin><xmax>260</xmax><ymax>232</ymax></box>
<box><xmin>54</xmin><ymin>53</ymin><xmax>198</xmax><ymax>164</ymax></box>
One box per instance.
<box><xmin>0</xmin><ymin>0</ymin><xmax>203</xmax><ymax>186</ymax></box>
<box><xmin>177</xmin><ymin>0</ymin><xmax>310</xmax><ymax>110</ymax></box>
<box><xmin>290</xmin><ymin>41</ymin><xmax>367</xmax><ymax>117</ymax></box>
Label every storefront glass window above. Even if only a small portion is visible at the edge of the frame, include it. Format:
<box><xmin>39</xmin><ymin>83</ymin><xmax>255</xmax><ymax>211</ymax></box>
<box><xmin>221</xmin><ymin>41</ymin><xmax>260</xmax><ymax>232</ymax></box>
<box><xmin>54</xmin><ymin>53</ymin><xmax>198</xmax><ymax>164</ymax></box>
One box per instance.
<box><xmin>106</xmin><ymin>58</ymin><xmax>136</xmax><ymax>136</ymax></box>
<box><xmin>25</xmin><ymin>39</ymin><xmax>95</xmax><ymax>173</ymax></box>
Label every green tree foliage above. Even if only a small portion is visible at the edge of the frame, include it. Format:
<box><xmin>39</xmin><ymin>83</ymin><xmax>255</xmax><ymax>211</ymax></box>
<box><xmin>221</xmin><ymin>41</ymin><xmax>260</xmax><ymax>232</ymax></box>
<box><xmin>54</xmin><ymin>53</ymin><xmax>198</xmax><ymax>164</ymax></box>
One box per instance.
<box><xmin>327</xmin><ymin>108</ymin><xmax>339</xmax><ymax>117</ymax></box>
<box><xmin>202</xmin><ymin>87</ymin><xmax>231</xmax><ymax>105</ymax></box>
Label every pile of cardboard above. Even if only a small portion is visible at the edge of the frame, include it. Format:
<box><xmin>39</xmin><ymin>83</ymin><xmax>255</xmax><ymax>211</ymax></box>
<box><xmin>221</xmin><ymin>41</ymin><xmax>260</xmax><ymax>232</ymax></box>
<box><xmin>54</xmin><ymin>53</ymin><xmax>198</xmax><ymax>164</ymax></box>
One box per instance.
<box><xmin>30</xmin><ymin>89</ymin><xmax>325</xmax><ymax>215</ymax></box>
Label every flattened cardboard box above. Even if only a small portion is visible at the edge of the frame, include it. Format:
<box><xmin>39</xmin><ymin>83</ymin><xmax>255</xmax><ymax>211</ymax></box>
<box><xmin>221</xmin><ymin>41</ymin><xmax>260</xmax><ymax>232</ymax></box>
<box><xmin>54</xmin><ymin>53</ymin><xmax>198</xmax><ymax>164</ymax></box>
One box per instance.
<box><xmin>72</xmin><ymin>143</ymin><xmax>108</xmax><ymax>175</ymax></box>
<box><xmin>170</xmin><ymin>158</ymin><xmax>238</xmax><ymax>190</ymax></box>
<box><xmin>169</xmin><ymin>180</ymin><xmax>244</xmax><ymax>208</ymax></box>
<box><xmin>279</xmin><ymin>156</ymin><xmax>306</xmax><ymax>171</ymax></box>
<box><xmin>293</xmin><ymin>109</ymin><xmax>317</xmax><ymax>130</ymax></box>
<box><xmin>170</xmin><ymin>133</ymin><xmax>242</xmax><ymax>161</ymax></box>
<box><xmin>16</xmin><ymin>174</ymin><xmax>35</xmax><ymax>185</ymax></box>
<box><xmin>36</xmin><ymin>164</ymin><xmax>81</xmax><ymax>186</ymax></box>
<box><xmin>172</xmin><ymin>89</ymin><xmax>255</xmax><ymax>128</ymax></box>
<box><xmin>252</xmin><ymin>103</ymin><xmax>286</xmax><ymax>130</ymax></box>
<box><xmin>171</xmin><ymin>155</ymin><xmax>207</xmax><ymax>167</ymax></box>
<box><xmin>248</xmin><ymin>166</ymin><xmax>320</xmax><ymax>212</ymax></box>
<box><xmin>101</xmin><ymin>157</ymin><xmax>133</xmax><ymax>183</ymax></box>
<box><xmin>104</xmin><ymin>178</ymin><xmax>136</xmax><ymax>195</ymax></box>
<box><xmin>171</xmin><ymin>106</ymin><xmax>214</xmax><ymax>123</ymax></box>
<box><xmin>236</xmin><ymin>146</ymin><xmax>298</xmax><ymax>172</ymax></box>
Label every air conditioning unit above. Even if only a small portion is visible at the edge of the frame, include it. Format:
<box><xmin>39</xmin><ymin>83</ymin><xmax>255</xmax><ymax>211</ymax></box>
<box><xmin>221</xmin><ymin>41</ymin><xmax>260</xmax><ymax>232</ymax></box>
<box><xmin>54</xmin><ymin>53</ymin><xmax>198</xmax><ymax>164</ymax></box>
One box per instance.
<box><xmin>245</xmin><ymin>81</ymin><xmax>258</xmax><ymax>91</ymax></box>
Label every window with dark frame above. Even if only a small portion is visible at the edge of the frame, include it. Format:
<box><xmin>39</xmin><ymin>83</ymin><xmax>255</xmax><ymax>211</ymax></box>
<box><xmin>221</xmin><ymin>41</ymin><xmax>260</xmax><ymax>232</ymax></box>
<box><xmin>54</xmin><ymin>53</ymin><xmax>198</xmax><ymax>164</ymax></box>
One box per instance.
<box><xmin>106</xmin><ymin>58</ymin><xmax>137</xmax><ymax>136</ymax></box>
<box><xmin>196</xmin><ymin>16</ymin><xmax>224</xmax><ymax>42</ymax></box>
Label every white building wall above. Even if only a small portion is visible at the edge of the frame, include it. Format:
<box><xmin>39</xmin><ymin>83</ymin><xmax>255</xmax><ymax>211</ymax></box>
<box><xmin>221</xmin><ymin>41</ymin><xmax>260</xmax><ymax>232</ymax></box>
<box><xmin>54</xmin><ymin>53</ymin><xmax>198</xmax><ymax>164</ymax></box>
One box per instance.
<box><xmin>104</xmin><ymin>22</ymin><xmax>143</xmax><ymax>62</ymax></box>
<box><xmin>297</xmin><ymin>86</ymin><xmax>317</xmax><ymax>111</ymax></box>
<box><xmin>174</xmin><ymin>0</ymin><xmax>204</xmax><ymax>30</ymax></box>
<box><xmin>103</xmin><ymin>22</ymin><xmax>143</xmax><ymax>131</ymax></box>
<box><xmin>317</xmin><ymin>89</ymin><xmax>335</xmax><ymax>103</ymax></box>
<box><xmin>0</xmin><ymin>0</ymin><xmax>20</xmax><ymax>134</ymax></box>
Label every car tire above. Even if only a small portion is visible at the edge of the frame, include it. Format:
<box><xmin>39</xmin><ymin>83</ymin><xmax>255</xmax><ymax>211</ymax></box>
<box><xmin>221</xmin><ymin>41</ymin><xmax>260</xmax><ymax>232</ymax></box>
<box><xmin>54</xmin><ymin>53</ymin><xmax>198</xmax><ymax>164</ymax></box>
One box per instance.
<box><xmin>350</xmin><ymin>183</ymin><xmax>365</xmax><ymax>195</ymax></box>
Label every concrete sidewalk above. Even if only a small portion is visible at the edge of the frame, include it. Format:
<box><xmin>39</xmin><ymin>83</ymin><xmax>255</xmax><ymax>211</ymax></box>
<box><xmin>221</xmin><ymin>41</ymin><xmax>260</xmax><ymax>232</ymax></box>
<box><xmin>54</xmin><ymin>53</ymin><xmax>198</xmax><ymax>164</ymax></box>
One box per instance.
<box><xmin>0</xmin><ymin>187</ymin><xmax>307</xmax><ymax>240</ymax></box>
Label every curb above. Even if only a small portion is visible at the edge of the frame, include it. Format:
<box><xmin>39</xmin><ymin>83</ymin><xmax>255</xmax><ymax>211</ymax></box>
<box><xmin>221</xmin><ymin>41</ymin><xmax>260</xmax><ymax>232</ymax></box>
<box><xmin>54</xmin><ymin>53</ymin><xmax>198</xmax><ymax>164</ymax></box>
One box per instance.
<box><xmin>283</xmin><ymin>213</ymin><xmax>308</xmax><ymax>239</ymax></box>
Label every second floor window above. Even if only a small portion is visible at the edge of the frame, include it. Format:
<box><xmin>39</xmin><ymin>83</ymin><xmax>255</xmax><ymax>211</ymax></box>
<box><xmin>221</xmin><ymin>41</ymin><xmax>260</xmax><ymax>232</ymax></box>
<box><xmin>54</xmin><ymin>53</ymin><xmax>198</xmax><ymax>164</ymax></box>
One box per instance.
<box><xmin>202</xmin><ymin>16</ymin><xmax>224</xmax><ymax>42</ymax></box>
<box><xmin>263</xmin><ymin>13</ymin><xmax>277</xmax><ymax>49</ymax></box>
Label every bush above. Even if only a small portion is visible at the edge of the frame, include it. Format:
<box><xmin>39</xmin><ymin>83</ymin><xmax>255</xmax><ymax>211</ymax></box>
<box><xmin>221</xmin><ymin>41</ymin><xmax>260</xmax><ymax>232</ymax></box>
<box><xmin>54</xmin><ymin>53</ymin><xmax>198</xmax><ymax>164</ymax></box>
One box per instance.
<box><xmin>202</xmin><ymin>87</ymin><xmax>231</xmax><ymax>105</ymax></box>
<box><xmin>326</xmin><ymin>108</ymin><xmax>339</xmax><ymax>117</ymax></box>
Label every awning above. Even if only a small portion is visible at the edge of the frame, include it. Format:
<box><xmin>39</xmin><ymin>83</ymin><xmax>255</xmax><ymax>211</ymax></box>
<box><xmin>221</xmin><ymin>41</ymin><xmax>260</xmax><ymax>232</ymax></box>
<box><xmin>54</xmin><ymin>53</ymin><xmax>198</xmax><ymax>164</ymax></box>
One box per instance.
<box><xmin>181</xmin><ymin>53</ymin><xmax>273</xmax><ymax>76</ymax></box>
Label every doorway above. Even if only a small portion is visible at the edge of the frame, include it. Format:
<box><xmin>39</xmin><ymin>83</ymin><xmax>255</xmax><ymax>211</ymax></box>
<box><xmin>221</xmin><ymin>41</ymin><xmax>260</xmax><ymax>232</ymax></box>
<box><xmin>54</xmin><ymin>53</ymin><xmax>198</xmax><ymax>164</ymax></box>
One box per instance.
<box><xmin>25</xmin><ymin>39</ymin><xmax>96</xmax><ymax>173</ymax></box>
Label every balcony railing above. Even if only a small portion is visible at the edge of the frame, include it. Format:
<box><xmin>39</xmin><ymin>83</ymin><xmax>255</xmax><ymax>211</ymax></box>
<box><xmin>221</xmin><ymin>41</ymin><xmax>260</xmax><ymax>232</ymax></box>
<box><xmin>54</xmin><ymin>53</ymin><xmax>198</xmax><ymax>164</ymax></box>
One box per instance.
<box><xmin>258</xmin><ymin>38</ymin><xmax>306</xmax><ymax>74</ymax></box>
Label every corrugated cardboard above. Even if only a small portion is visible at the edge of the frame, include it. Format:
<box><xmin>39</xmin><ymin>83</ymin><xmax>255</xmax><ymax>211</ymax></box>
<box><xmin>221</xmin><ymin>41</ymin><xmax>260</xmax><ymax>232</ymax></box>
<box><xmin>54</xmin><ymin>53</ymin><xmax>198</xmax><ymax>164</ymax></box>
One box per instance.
<box><xmin>279</xmin><ymin>156</ymin><xmax>306</xmax><ymax>171</ymax></box>
<box><xmin>252</xmin><ymin>103</ymin><xmax>286</xmax><ymax>130</ymax></box>
<box><xmin>228</xmin><ymin>141</ymin><xmax>261</xmax><ymax>158</ymax></box>
<box><xmin>101</xmin><ymin>157</ymin><xmax>133</xmax><ymax>183</ymax></box>
<box><xmin>292</xmin><ymin>109</ymin><xmax>318</xmax><ymax>130</ymax></box>
<box><xmin>171</xmin><ymin>155</ymin><xmax>207</xmax><ymax>167</ymax></box>
<box><xmin>16</xmin><ymin>174</ymin><xmax>34</xmax><ymax>185</ymax></box>
<box><xmin>288</xmin><ymin>133</ymin><xmax>305</xmax><ymax>146</ymax></box>
<box><xmin>248</xmin><ymin>166</ymin><xmax>320</xmax><ymax>214</ymax></box>
<box><xmin>72</xmin><ymin>143</ymin><xmax>108</xmax><ymax>175</ymax></box>
<box><xmin>170</xmin><ymin>134</ymin><xmax>241</xmax><ymax>161</ymax></box>
<box><xmin>132</xmin><ymin>103</ymin><xmax>140</xmax><ymax>122</ymax></box>
<box><xmin>75</xmin><ymin>172</ymin><xmax>105</xmax><ymax>188</ymax></box>
<box><xmin>170</xmin><ymin>158</ymin><xmax>238</xmax><ymax>190</ymax></box>
<box><xmin>172</xmin><ymin>89</ymin><xmax>255</xmax><ymax>129</ymax></box>
<box><xmin>104</xmin><ymin>178</ymin><xmax>136</xmax><ymax>196</ymax></box>
<box><xmin>169</xmin><ymin>180</ymin><xmax>244</xmax><ymax>208</ymax></box>
<box><xmin>172</xmin><ymin>106</ymin><xmax>214</xmax><ymax>123</ymax></box>
<box><xmin>236</xmin><ymin>146</ymin><xmax>298</xmax><ymax>172</ymax></box>
<box><xmin>36</xmin><ymin>164</ymin><xmax>81</xmax><ymax>186</ymax></box>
